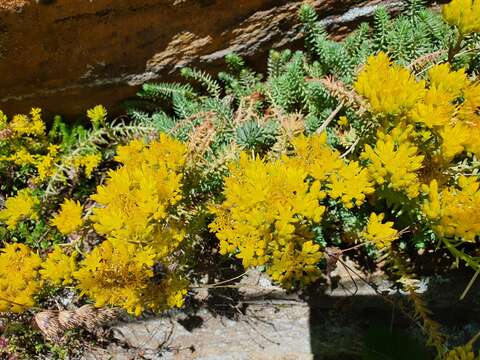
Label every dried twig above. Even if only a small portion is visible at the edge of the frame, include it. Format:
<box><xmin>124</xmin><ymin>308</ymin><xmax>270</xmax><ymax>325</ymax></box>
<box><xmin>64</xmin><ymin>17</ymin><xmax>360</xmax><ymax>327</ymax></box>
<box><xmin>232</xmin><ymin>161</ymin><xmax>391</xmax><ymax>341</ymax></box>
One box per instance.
<box><xmin>316</xmin><ymin>101</ymin><xmax>344</xmax><ymax>134</ymax></box>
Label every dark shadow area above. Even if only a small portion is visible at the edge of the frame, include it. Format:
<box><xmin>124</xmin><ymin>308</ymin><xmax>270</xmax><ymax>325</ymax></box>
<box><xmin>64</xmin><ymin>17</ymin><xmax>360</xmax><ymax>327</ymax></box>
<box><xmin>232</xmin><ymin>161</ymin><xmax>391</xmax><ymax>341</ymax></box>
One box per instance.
<box><xmin>307</xmin><ymin>269</ymin><xmax>480</xmax><ymax>359</ymax></box>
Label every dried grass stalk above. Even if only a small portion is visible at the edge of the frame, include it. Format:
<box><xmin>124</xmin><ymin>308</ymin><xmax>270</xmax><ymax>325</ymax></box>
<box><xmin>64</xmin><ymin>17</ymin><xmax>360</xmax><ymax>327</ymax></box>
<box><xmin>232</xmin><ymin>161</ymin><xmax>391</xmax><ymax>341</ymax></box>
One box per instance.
<box><xmin>408</xmin><ymin>50</ymin><xmax>446</xmax><ymax>72</ymax></box>
<box><xmin>313</xmin><ymin>76</ymin><xmax>367</xmax><ymax>115</ymax></box>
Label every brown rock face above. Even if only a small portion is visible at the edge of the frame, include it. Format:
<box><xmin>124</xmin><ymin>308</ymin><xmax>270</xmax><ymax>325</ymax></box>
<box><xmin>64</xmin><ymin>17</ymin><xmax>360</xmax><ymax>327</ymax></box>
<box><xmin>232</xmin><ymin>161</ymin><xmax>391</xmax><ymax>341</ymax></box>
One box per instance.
<box><xmin>0</xmin><ymin>0</ymin><xmax>405</xmax><ymax>117</ymax></box>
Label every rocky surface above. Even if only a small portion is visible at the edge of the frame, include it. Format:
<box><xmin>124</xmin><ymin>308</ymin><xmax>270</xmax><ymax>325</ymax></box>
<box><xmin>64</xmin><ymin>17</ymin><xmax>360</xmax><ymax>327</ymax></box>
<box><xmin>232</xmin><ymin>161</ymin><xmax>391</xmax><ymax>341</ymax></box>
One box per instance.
<box><xmin>0</xmin><ymin>0</ymin><xmax>413</xmax><ymax>117</ymax></box>
<box><xmin>84</xmin><ymin>271</ymin><xmax>313</xmax><ymax>360</ymax></box>
<box><xmin>82</xmin><ymin>265</ymin><xmax>480</xmax><ymax>359</ymax></box>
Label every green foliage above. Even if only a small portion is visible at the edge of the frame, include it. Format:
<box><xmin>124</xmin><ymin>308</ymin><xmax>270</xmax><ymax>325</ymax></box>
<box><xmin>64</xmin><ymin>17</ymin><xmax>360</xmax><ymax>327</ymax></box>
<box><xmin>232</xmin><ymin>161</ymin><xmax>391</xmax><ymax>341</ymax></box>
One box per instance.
<box><xmin>236</xmin><ymin>120</ymin><xmax>278</xmax><ymax>153</ymax></box>
<box><xmin>180</xmin><ymin>67</ymin><xmax>222</xmax><ymax>98</ymax></box>
<box><xmin>2</xmin><ymin>0</ymin><xmax>480</xmax><ymax>357</ymax></box>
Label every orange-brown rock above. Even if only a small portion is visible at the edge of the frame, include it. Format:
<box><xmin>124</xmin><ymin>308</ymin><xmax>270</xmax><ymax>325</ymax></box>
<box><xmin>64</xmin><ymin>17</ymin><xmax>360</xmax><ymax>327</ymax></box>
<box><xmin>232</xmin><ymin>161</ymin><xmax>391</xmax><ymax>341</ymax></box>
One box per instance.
<box><xmin>0</xmin><ymin>0</ymin><xmax>406</xmax><ymax>117</ymax></box>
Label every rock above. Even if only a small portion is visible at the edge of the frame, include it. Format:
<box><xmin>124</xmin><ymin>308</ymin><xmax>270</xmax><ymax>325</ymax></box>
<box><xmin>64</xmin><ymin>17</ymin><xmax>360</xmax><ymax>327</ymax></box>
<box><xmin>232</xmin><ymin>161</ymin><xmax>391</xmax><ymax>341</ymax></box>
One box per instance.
<box><xmin>0</xmin><ymin>0</ymin><xmax>413</xmax><ymax>117</ymax></box>
<box><xmin>85</xmin><ymin>271</ymin><xmax>313</xmax><ymax>359</ymax></box>
<box><xmin>82</xmin><ymin>267</ymin><xmax>480</xmax><ymax>359</ymax></box>
<box><xmin>103</xmin><ymin>306</ymin><xmax>312</xmax><ymax>360</ymax></box>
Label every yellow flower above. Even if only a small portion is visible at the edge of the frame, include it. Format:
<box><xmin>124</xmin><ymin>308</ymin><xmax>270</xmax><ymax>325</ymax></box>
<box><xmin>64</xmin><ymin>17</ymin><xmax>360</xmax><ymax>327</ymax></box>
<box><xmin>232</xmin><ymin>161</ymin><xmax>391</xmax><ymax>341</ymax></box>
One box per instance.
<box><xmin>10</xmin><ymin>115</ymin><xmax>31</xmax><ymax>136</ymax></box>
<box><xmin>267</xmin><ymin>240</ymin><xmax>322</xmax><ymax>285</ymax></box>
<box><xmin>362</xmin><ymin>213</ymin><xmax>399</xmax><ymax>249</ymax></box>
<box><xmin>445</xmin><ymin>83</ymin><xmax>480</xmax><ymax>157</ymax></box>
<box><xmin>74</xmin><ymin>240</ymin><xmax>156</xmax><ymax>316</ymax></box>
<box><xmin>410</xmin><ymin>86</ymin><xmax>456</xmax><ymax>128</ymax></box>
<box><xmin>210</xmin><ymin>150</ymin><xmax>325</xmax><ymax>287</ymax></box>
<box><xmin>327</xmin><ymin>161</ymin><xmax>375</xmax><ymax>208</ymax></box>
<box><xmin>87</xmin><ymin>105</ymin><xmax>107</xmax><ymax>127</ymax></box>
<box><xmin>142</xmin><ymin>274</ymin><xmax>189</xmax><ymax>312</ymax></box>
<box><xmin>442</xmin><ymin>0</ymin><xmax>480</xmax><ymax>35</ymax></box>
<box><xmin>9</xmin><ymin>148</ymin><xmax>36</xmax><ymax>166</ymax></box>
<box><xmin>35</xmin><ymin>154</ymin><xmax>56</xmax><ymax>182</ymax></box>
<box><xmin>91</xmin><ymin>135</ymin><xmax>186</xmax><ymax>243</ymax></box>
<box><xmin>361</xmin><ymin>126</ymin><xmax>424</xmax><ymax>198</ymax></box>
<box><xmin>354</xmin><ymin>52</ymin><xmax>425</xmax><ymax>115</ymax></box>
<box><xmin>9</xmin><ymin>108</ymin><xmax>45</xmax><ymax>137</ymax></box>
<box><xmin>287</xmin><ymin>133</ymin><xmax>343</xmax><ymax>182</ymax></box>
<box><xmin>115</xmin><ymin>134</ymin><xmax>186</xmax><ymax>170</ymax></box>
<box><xmin>47</xmin><ymin>144</ymin><xmax>60</xmax><ymax>157</ymax></box>
<box><xmin>115</xmin><ymin>139</ymin><xmax>145</xmax><ymax>165</ymax></box>
<box><xmin>0</xmin><ymin>110</ymin><xmax>6</xmax><ymax>129</ymax></box>
<box><xmin>444</xmin><ymin>343</ymin><xmax>477</xmax><ymax>360</ymax></box>
<box><xmin>0</xmin><ymin>243</ymin><xmax>42</xmax><ymax>313</ymax></box>
<box><xmin>427</xmin><ymin>64</ymin><xmax>468</xmax><ymax>99</ymax></box>
<box><xmin>0</xmin><ymin>189</ymin><xmax>39</xmax><ymax>230</ymax></box>
<box><xmin>440</xmin><ymin>123</ymin><xmax>470</xmax><ymax>160</ymax></box>
<box><xmin>30</xmin><ymin>108</ymin><xmax>46</xmax><ymax>135</ymax></box>
<box><xmin>458</xmin><ymin>83</ymin><xmax>480</xmax><ymax>124</ymax></box>
<box><xmin>51</xmin><ymin>199</ymin><xmax>83</xmax><ymax>235</ymax></box>
<box><xmin>35</xmin><ymin>144</ymin><xmax>62</xmax><ymax>182</ymax></box>
<box><xmin>422</xmin><ymin>176</ymin><xmax>480</xmax><ymax>241</ymax></box>
<box><xmin>73</xmin><ymin>153</ymin><xmax>102</xmax><ymax>178</ymax></box>
<box><xmin>338</xmin><ymin>116</ymin><xmax>349</xmax><ymax>127</ymax></box>
<box><xmin>40</xmin><ymin>246</ymin><xmax>77</xmax><ymax>285</ymax></box>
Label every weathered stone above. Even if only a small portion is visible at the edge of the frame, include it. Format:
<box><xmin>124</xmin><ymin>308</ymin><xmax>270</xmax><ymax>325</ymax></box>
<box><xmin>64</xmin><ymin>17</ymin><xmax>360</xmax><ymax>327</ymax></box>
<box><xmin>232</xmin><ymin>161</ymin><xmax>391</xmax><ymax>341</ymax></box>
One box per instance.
<box><xmin>85</xmin><ymin>272</ymin><xmax>313</xmax><ymax>360</ymax></box>
<box><xmin>0</xmin><ymin>0</ymin><xmax>412</xmax><ymax>117</ymax></box>
<box><xmin>82</xmin><ymin>267</ymin><xmax>480</xmax><ymax>359</ymax></box>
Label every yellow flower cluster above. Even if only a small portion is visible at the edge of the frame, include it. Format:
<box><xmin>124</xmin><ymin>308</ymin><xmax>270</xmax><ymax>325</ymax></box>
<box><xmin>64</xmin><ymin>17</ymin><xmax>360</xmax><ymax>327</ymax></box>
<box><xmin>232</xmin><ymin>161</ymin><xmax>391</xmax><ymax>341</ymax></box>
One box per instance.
<box><xmin>51</xmin><ymin>199</ymin><xmax>84</xmax><ymax>236</ymax></box>
<box><xmin>0</xmin><ymin>108</ymin><xmax>106</xmax><ymax>187</ymax></box>
<box><xmin>74</xmin><ymin>240</ymin><xmax>156</xmax><ymax>316</ymax></box>
<box><xmin>444</xmin><ymin>343</ymin><xmax>477</xmax><ymax>360</ymax></box>
<box><xmin>80</xmin><ymin>134</ymin><xmax>189</xmax><ymax>314</ymax></box>
<box><xmin>0</xmin><ymin>189</ymin><xmax>39</xmax><ymax>230</ymax></box>
<box><xmin>5</xmin><ymin>148</ymin><xmax>35</xmax><ymax>166</ymax></box>
<box><xmin>210</xmin><ymin>152</ymin><xmax>325</xmax><ymax>286</ymax></box>
<box><xmin>410</xmin><ymin>63</ymin><xmax>480</xmax><ymax>161</ymax></box>
<box><xmin>9</xmin><ymin>108</ymin><xmax>46</xmax><ymax>137</ymax></box>
<box><xmin>361</xmin><ymin>126</ymin><xmax>424</xmax><ymax>198</ymax></box>
<box><xmin>142</xmin><ymin>274</ymin><xmax>189</xmax><ymax>311</ymax></box>
<box><xmin>0</xmin><ymin>137</ymin><xmax>60</xmax><ymax>186</ymax></box>
<box><xmin>87</xmin><ymin>105</ymin><xmax>107</xmax><ymax>127</ymax></box>
<box><xmin>0</xmin><ymin>110</ymin><xmax>6</xmax><ymax>129</ymax></box>
<box><xmin>91</xmin><ymin>135</ymin><xmax>185</xmax><ymax>247</ymax></box>
<box><xmin>356</xmin><ymin>53</ymin><xmax>480</xmax><ymax>162</ymax></box>
<box><xmin>0</xmin><ymin>244</ymin><xmax>42</xmax><ymax>313</ymax></box>
<box><xmin>36</xmin><ymin>154</ymin><xmax>57</xmax><ymax>182</ymax></box>
<box><xmin>427</xmin><ymin>63</ymin><xmax>468</xmax><ymax>98</ymax></box>
<box><xmin>288</xmin><ymin>134</ymin><xmax>375</xmax><ymax>207</ymax></box>
<box><xmin>354</xmin><ymin>52</ymin><xmax>425</xmax><ymax>115</ymax></box>
<box><xmin>422</xmin><ymin>176</ymin><xmax>480</xmax><ymax>242</ymax></box>
<box><xmin>362</xmin><ymin>213</ymin><xmax>399</xmax><ymax>249</ymax></box>
<box><xmin>442</xmin><ymin>0</ymin><xmax>480</xmax><ymax>35</ymax></box>
<box><xmin>40</xmin><ymin>246</ymin><xmax>77</xmax><ymax>285</ymax></box>
<box><xmin>327</xmin><ymin>160</ymin><xmax>375</xmax><ymax>208</ymax></box>
<box><xmin>0</xmin><ymin>135</ymin><xmax>189</xmax><ymax>316</ymax></box>
<box><xmin>410</xmin><ymin>84</ymin><xmax>456</xmax><ymax>128</ymax></box>
<box><xmin>354</xmin><ymin>52</ymin><xmax>479</xmax><ymax>159</ymax></box>
<box><xmin>211</xmin><ymin>133</ymin><xmax>381</xmax><ymax>286</ymax></box>
<box><xmin>446</xmin><ymin>83</ymin><xmax>480</xmax><ymax>158</ymax></box>
<box><xmin>286</xmin><ymin>133</ymin><xmax>343</xmax><ymax>181</ymax></box>
<box><xmin>72</xmin><ymin>153</ymin><xmax>102</xmax><ymax>178</ymax></box>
